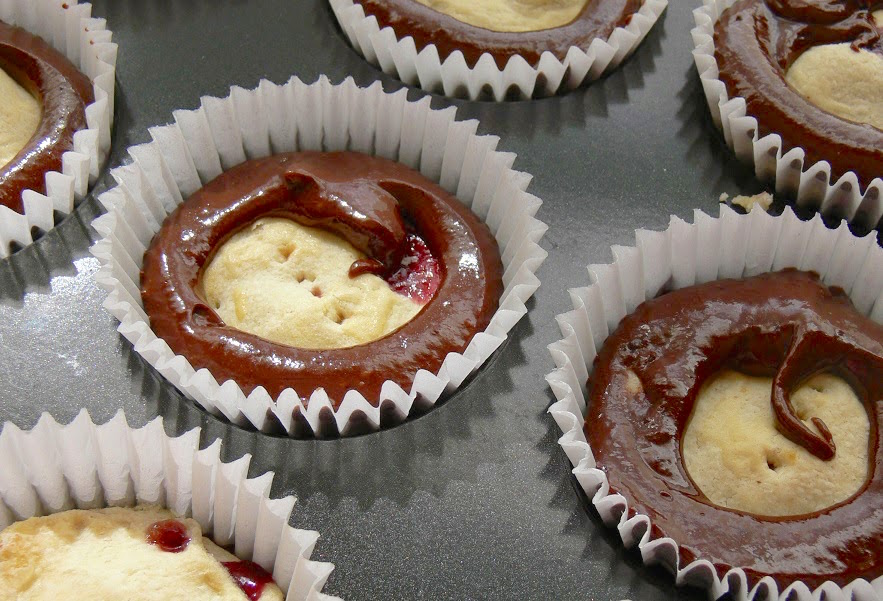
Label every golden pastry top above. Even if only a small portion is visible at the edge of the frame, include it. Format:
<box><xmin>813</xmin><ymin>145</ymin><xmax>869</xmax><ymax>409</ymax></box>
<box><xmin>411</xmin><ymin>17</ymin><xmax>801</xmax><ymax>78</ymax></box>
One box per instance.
<box><xmin>0</xmin><ymin>506</ymin><xmax>284</xmax><ymax>601</ymax></box>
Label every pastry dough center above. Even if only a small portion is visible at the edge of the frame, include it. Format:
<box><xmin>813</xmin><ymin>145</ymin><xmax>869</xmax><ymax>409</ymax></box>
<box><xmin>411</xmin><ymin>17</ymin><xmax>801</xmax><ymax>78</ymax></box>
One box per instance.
<box><xmin>0</xmin><ymin>507</ymin><xmax>283</xmax><ymax>601</ymax></box>
<box><xmin>202</xmin><ymin>217</ymin><xmax>422</xmax><ymax>350</ymax></box>
<box><xmin>0</xmin><ymin>66</ymin><xmax>41</xmax><ymax>168</ymax></box>
<box><xmin>414</xmin><ymin>0</ymin><xmax>588</xmax><ymax>33</ymax></box>
<box><xmin>785</xmin><ymin>12</ymin><xmax>883</xmax><ymax>131</ymax></box>
<box><xmin>682</xmin><ymin>371</ymin><xmax>870</xmax><ymax>517</ymax></box>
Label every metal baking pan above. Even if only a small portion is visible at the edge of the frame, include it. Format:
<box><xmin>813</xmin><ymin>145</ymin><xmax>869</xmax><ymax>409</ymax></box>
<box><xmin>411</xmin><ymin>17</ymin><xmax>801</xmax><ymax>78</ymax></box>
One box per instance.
<box><xmin>0</xmin><ymin>1</ymin><xmax>785</xmax><ymax>598</ymax></box>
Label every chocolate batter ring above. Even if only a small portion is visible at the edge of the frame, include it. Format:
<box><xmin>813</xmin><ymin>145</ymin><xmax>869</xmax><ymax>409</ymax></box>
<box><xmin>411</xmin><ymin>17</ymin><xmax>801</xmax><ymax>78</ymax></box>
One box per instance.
<box><xmin>0</xmin><ymin>20</ymin><xmax>94</xmax><ymax>215</ymax></box>
<box><xmin>586</xmin><ymin>270</ymin><xmax>882</xmax><ymax>589</ymax></box>
<box><xmin>354</xmin><ymin>0</ymin><xmax>642</xmax><ymax>68</ymax></box>
<box><xmin>141</xmin><ymin>151</ymin><xmax>503</xmax><ymax>407</ymax></box>
<box><xmin>714</xmin><ymin>0</ymin><xmax>883</xmax><ymax>188</ymax></box>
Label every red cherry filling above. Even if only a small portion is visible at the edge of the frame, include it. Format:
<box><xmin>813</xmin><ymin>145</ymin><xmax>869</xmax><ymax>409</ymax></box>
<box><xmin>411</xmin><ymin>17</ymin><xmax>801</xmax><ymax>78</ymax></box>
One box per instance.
<box><xmin>223</xmin><ymin>560</ymin><xmax>276</xmax><ymax>601</ymax></box>
<box><xmin>146</xmin><ymin>519</ymin><xmax>191</xmax><ymax>553</ymax></box>
<box><xmin>385</xmin><ymin>233</ymin><xmax>440</xmax><ymax>304</ymax></box>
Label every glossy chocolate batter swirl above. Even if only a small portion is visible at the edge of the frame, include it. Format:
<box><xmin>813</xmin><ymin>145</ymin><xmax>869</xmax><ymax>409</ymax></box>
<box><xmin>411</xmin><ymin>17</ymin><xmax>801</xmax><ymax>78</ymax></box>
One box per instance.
<box><xmin>0</xmin><ymin>21</ymin><xmax>93</xmax><ymax>214</ymax></box>
<box><xmin>354</xmin><ymin>0</ymin><xmax>642</xmax><ymax>68</ymax></box>
<box><xmin>141</xmin><ymin>151</ymin><xmax>503</xmax><ymax>405</ymax></box>
<box><xmin>586</xmin><ymin>270</ymin><xmax>882</xmax><ymax>588</ymax></box>
<box><xmin>714</xmin><ymin>0</ymin><xmax>883</xmax><ymax>187</ymax></box>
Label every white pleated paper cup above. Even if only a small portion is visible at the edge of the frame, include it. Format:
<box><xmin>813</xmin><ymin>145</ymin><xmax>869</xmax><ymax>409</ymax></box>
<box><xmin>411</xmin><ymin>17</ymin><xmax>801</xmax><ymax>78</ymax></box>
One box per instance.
<box><xmin>691</xmin><ymin>0</ymin><xmax>883</xmax><ymax>228</ymax></box>
<box><xmin>89</xmin><ymin>76</ymin><xmax>547</xmax><ymax>438</ymax></box>
<box><xmin>329</xmin><ymin>0</ymin><xmax>667</xmax><ymax>101</ymax></box>
<box><xmin>0</xmin><ymin>0</ymin><xmax>117</xmax><ymax>258</ymax></box>
<box><xmin>0</xmin><ymin>410</ymin><xmax>338</xmax><ymax>600</ymax></box>
<box><xmin>546</xmin><ymin>203</ymin><xmax>883</xmax><ymax>601</ymax></box>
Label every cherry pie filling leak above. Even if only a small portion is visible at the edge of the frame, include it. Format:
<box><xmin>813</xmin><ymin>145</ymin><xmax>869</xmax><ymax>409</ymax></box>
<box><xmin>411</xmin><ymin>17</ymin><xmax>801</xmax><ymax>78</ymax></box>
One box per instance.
<box><xmin>146</xmin><ymin>519</ymin><xmax>191</xmax><ymax>553</ymax></box>
<box><xmin>146</xmin><ymin>519</ymin><xmax>276</xmax><ymax>600</ymax></box>
<box><xmin>222</xmin><ymin>561</ymin><xmax>277</xmax><ymax>601</ymax></box>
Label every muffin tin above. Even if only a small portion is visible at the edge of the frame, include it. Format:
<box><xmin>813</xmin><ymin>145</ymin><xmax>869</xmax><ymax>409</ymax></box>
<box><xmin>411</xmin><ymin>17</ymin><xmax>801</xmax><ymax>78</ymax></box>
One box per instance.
<box><xmin>0</xmin><ymin>1</ymin><xmax>876</xmax><ymax>599</ymax></box>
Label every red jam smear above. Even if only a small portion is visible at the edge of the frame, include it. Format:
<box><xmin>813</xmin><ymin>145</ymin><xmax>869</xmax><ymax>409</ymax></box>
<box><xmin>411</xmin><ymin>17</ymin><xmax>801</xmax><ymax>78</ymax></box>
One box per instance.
<box><xmin>223</xmin><ymin>560</ymin><xmax>276</xmax><ymax>601</ymax></box>
<box><xmin>385</xmin><ymin>233</ymin><xmax>440</xmax><ymax>304</ymax></box>
<box><xmin>146</xmin><ymin>519</ymin><xmax>191</xmax><ymax>553</ymax></box>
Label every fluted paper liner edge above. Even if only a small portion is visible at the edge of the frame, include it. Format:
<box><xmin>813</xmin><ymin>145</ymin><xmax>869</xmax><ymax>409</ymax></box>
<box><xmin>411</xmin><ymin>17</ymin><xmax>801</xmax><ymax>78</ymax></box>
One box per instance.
<box><xmin>0</xmin><ymin>410</ymin><xmax>339</xmax><ymax>600</ymax></box>
<box><xmin>546</xmin><ymin>204</ymin><xmax>883</xmax><ymax>601</ymax></box>
<box><xmin>0</xmin><ymin>0</ymin><xmax>117</xmax><ymax>257</ymax></box>
<box><xmin>328</xmin><ymin>0</ymin><xmax>667</xmax><ymax>101</ymax></box>
<box><xmin>691</xmin><ymin>0</ymin><xmax>883</xmax><ymax>228</ymax></box>
<box><xmin>89</xmin><ymin>76</ymin><xmax>547</xmax><ymax>437</ymax></box>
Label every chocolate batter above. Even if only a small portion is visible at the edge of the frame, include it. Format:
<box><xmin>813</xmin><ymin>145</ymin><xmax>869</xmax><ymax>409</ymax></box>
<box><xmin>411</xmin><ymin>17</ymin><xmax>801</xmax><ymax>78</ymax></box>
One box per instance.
<box><xmin>586</xmin><ymin>270</ymin><xmax>881</xmax><ymax>589</ymax></box>
<box><xmin>141</xmin><ymin>151</ymin><xmax>503</xmax><ymax>404</ymax></box>
<box><xmin>714</xmin><ymin>0</ymin><xmax>882</xmax><ymax>186</ymax></box>
<box><xmin>354</xmin><ymin>0</ymin><xmax>642</xmax><ymax>68</ymax></box>
<box><xmin>0</xmin><ymin>20</ymin><xmax>93</xmax><ymax>214</ymax></box>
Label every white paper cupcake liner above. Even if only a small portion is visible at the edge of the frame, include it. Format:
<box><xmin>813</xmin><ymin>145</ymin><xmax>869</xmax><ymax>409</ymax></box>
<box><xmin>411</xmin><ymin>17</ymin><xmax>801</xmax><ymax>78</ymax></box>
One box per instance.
<box><xmin>0</xmin><ymin>0</ymin><xmax>116</xmax><ymax>257</ymax></box>
<box><xmin>546</xmin><ymin>203</ymin><xmax>883</xmax><ymax>601</ymax></box>
<box><xmin>89</xmin><ymin>75</ymin><xmax>547</xmax><ymax>438</ymax></box>
<box><xmin>691</xmin><ymin>0</ymin><xmax>883</xmax><ymax>228</ymax></box>
<box><xmin>329</xmin><ymin>0</ymin><xmax>667</xmax><ymax>101</ymax></box>
<box><xmin>0</xmin><ymin>410</ymin><xmax>338</xmax><ymax>600</ymax></box>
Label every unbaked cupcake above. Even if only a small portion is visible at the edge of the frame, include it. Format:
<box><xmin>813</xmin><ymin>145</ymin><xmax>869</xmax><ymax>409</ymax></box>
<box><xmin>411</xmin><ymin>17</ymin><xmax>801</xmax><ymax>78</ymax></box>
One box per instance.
<box><xmin>0</xmin><ymin>0</ymin><xmax>116</xmax><ymax>257</ymax></box>
<box><xmin>90</xmin><ymin>77</ymin><xmax>547</xmax><ymax>437</ymax></box>
<box><xmin>547</xmin><ymin>200</ymin><xmax>883</xmax><ymax>601</ymax></box>
<box><xmin>330</xmin><ymin>0</ymin><xmax>667</xmax><ymax>100</ymax></box>
<box><xmin>139</xmin><ymin>150</ymin><xmax>503</xmax><ymax>406</ymax></box>
<box><xmin>692</xmin><ymin>1</ymin><xmax>883</xmax><ymax>225</ymax></box>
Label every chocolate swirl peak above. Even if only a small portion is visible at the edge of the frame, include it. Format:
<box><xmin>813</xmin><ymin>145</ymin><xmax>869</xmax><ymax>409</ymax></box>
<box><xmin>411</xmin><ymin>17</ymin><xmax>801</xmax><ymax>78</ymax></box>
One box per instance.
<box><xmin>763</xmin><ymin>0</ymin><xmax>882</xmax><ymax>51</ymax></box>
<box><xmin>283</xmin><ymin>171</ymin><xmax>406</xmax><ymax>278</ymax></box>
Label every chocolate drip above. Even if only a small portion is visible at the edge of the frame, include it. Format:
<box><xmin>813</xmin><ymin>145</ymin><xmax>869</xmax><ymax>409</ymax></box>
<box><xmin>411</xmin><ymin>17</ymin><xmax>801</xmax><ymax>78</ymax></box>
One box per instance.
<box><xmin>141</xmin><ymin>151</ymin><xmax>502</xmax><ymax>403</ymax></box>
<box><xmin>0</xmin><ymin>20</ymin><xmax>93</xmax><ymax>214</ymax></box>
<box><xmin>586</xmin><ymin>270</ymin><xmax>883</xmax><ymax>588</ymax></box>
<box><xmin>348</xmin><ymin>258</ymin><xmax>385</xmax><ymax>278</ymax></box>
<box><xmin>714</xmin><ymin>0</ymin><xmax>883</xmax><ymax>186</ymax></box>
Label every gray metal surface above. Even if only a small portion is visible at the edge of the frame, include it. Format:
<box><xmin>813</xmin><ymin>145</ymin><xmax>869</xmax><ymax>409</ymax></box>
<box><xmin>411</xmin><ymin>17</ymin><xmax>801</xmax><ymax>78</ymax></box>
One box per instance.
<box><xmin>0</xmin><ymin>1</ymin><xmax>780</xmax><ymax>599</ymax></box>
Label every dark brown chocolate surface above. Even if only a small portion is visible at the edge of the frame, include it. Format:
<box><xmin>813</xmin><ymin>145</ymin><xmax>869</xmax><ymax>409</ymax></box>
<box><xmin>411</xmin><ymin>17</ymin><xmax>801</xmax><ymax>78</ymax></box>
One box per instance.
<box><xmin>141</xmin><ymin>151</ymin><xmax>503</xmax><ymax>408</ymax></box>
<box><xmin>714</xmin><ymin>0</ymin><xmax>883</xmax><ymax>187</ymax></box>
<box><xmin>585</xmin><ymin>270</ymin><xmax>882</xmax><ymax>589</ymax></box>
<box><xmin>0</xmin><ymin>20</ymin><xmax>93</xmax><ymax>215</ymax></box>
<box><xmin>355</xmin><ymin>0</ymin><xmax>641</xmax><ymax>69</ymax></box>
